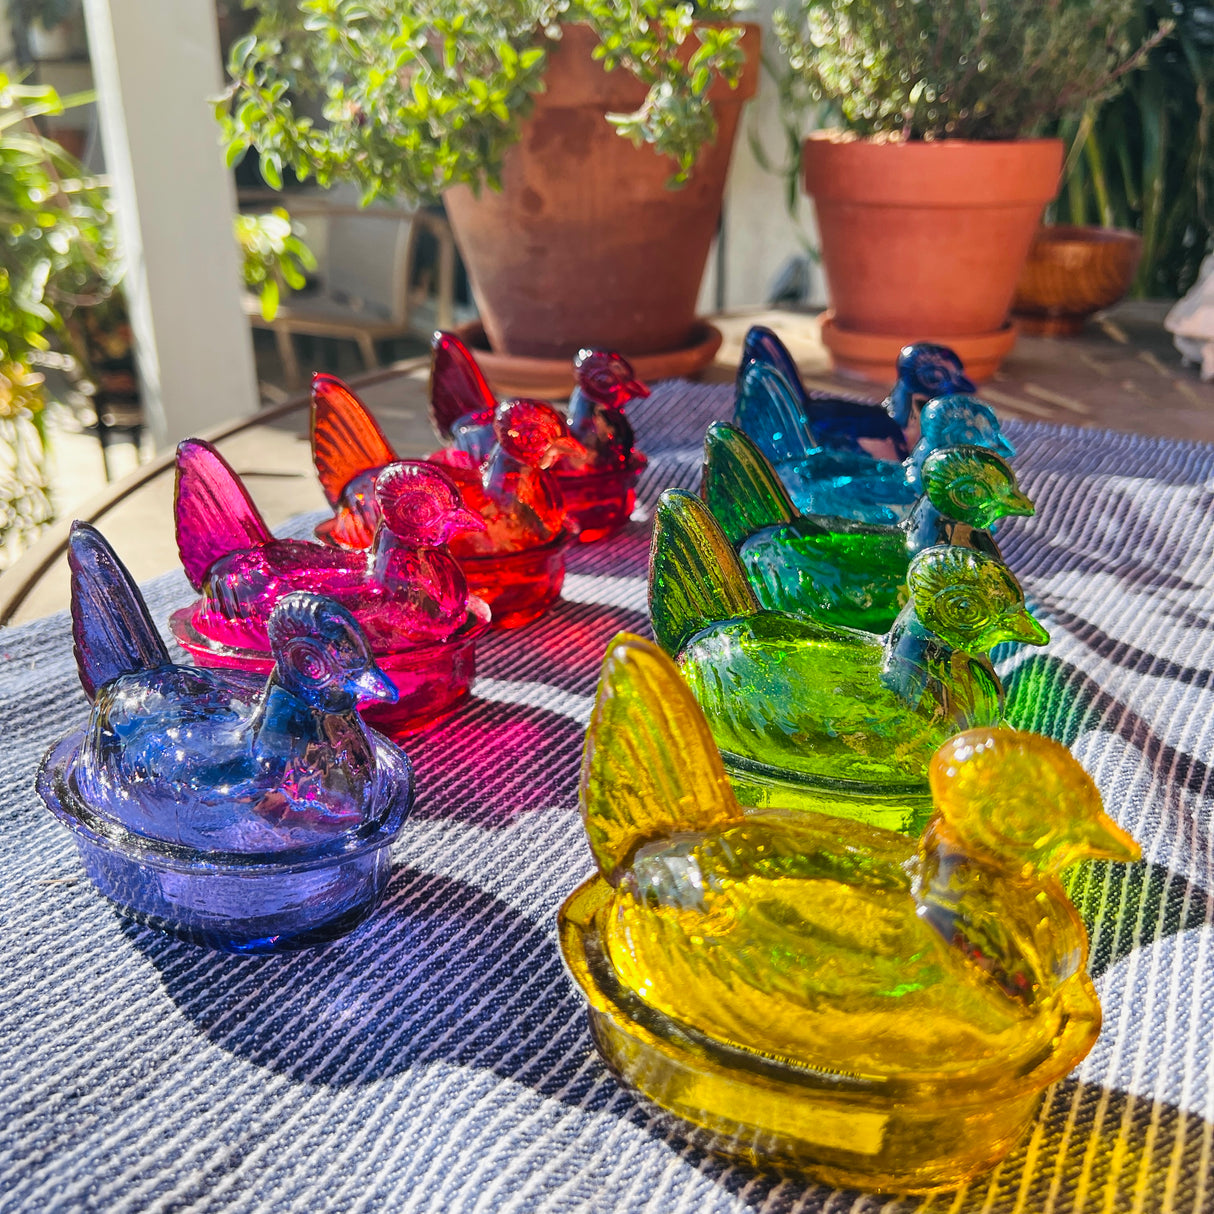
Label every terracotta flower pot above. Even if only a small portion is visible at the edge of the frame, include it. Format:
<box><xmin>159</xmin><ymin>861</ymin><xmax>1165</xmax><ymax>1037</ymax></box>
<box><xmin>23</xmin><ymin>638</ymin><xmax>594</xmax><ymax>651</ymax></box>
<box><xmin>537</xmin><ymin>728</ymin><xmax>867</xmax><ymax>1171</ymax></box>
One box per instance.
<box><xmin>443</xmin><ymin>23</ymin><xmax>760</xmax><ymax>370</ymax></box>
<box><xmin>1012</xmin><ymin>224</ymin><xmax>1143</xmax><ymax>336</ymax></box>
<box><xmin>802</xmin><ymin>135</ymin><xmax>1064</xmax><ymax>384</ymax></box>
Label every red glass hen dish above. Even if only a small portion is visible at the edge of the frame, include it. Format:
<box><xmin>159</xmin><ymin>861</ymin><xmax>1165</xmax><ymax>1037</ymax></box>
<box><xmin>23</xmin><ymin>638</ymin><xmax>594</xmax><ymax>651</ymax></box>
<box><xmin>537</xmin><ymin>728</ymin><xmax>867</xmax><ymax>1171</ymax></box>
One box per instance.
<box><xmin>311</xmin><ymin>371</ymin><xmax>582</xmax><ymax>628</ymax></box>
<box><xmin>429</xmin><ymin>332</ymin><xmax>650</xmax><ymax>542</ymax></box>
<box><xmin>170</xmin><ymin>439</ymin><xmax>490</xmax><ymax>735</ymax></box>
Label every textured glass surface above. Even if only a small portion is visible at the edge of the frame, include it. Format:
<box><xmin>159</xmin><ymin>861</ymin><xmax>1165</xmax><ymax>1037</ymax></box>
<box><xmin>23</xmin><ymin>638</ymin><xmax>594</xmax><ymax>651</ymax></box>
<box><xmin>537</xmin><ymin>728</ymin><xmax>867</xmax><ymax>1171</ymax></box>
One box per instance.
<box><xmin>703</xmin><ymin>423</ymin><xmax>1033</xmax><ymax>633</ymax></box>
<box><xmin>39</xmin><ymin>524</ymin><xmax>414</xmax><ymax>952</ymax></box>
<box><xmin>649</xmin><ymin>490</ymin><xmax>1048</xmax><ymax>792</ymax></box>
<box><xmin>176</xmin><ymin>441</ymin><xmax>483</xmax><ymax>653</ymax></box>
<box><xmin>559</xmin><ymin>634</ymin><xmax>1139</xmax><ymax>1191</ymax></box>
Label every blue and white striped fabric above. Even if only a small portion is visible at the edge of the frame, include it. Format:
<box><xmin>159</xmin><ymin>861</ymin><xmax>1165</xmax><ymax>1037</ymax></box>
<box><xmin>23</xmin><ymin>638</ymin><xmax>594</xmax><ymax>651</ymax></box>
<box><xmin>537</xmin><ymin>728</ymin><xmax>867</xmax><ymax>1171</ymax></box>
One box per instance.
<box><xmin>3</xmin><ymin>380</ymin><xmax>1214</xmax><ymax>1212</ymax></box>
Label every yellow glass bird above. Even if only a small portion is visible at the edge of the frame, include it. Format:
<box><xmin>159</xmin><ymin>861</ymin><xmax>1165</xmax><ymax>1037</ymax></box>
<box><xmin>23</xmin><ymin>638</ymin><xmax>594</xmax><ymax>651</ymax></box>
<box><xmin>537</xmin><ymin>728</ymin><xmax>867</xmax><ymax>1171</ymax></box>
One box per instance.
<box><xmin>559</xmin><ymin>633</ymin><xmax>1141</xmax><ymax>1193</ymax></box>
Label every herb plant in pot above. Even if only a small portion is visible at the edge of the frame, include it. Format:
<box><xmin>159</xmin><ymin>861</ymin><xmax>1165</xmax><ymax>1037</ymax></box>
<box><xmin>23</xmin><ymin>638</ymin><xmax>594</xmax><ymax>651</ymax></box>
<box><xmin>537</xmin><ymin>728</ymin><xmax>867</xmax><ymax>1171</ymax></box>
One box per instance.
<box><xmin>775</xmin><ymin>0</ymin><xmax>1157</xmax><ymax>382</ymax></box>
<box><xmin>221</xmin><ymin>0</ymin><xmax>759</xmax><ymax>395</ymax></box>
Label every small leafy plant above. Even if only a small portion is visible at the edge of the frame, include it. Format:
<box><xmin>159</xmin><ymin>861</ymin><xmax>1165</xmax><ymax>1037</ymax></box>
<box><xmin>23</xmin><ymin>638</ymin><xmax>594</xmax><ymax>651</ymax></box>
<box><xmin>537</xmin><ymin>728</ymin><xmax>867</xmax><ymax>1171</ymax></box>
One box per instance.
<box><xmin>218</xmin><ymin>0</ymin><xmax>750</xmax><ymax>198</ymax></box>
<box><xmin>775</xmin><ymin>0</ymin><xmax>1165</xmax><ymax>141</ymax></box>
<box><xmin>235</xmin><ymin>207</ymin><xmax>319</xmax><ymax>321</ymax></box>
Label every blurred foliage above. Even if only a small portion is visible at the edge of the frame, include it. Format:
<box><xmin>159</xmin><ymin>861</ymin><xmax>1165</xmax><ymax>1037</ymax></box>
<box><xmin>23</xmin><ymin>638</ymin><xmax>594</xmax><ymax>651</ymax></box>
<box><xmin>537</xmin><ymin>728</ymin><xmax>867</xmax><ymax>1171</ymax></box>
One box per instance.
<box><xmin>774</xmin><ymin>0</ymin><xmax>1165</xmax><ymax>141</ymax></box>
<box><xmin>218</xmin><ymin>0</ymin><xmax>749</xmax><ymax>198</ymax></box>
<box><xmin>1054</xmin><ymin>1</ymin><xmax>1214</xmax><ymax>297</ymax></box>
<box><xmin>234</xmin><ymin>207</ymin><xmax>318</xmax><ymax>321</ymax></box>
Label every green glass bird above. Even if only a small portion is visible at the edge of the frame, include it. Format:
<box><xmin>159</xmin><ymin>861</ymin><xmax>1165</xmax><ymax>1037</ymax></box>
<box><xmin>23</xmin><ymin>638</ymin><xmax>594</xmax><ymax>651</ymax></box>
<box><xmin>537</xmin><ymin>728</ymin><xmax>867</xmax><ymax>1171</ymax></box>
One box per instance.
<box><xmin>559</xmin><ymin>633</ymin><xmax>1140</xmax><ymax>1191</ymax></box>
<box><xmin>648</xmin><ymin>490</ymin><xmax>1049</xmax><ymax>818</ymax></box>
<box><xmin>701</xmin><ymin>422</ymin><xmax>1035</xmax><ymax>633</ymax></box>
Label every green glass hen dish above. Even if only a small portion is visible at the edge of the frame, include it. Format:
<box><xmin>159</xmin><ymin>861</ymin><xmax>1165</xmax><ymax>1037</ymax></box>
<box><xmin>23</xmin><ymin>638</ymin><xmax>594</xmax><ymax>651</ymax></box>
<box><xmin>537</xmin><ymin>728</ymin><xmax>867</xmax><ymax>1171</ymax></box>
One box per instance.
<box><xmin>649</xmin><ymin>490</ymin><xmax>1049</xmax><ymax>826</ymax></box>
<box><xmin>702</xmin><ymin>422</ymin><xmax>1035</xmax><ymax>634</ymax></box>
<box><xmin>559</xmin><ymin>633</ymin><xmax>1140</xmax><ymax>1192</ymax></box>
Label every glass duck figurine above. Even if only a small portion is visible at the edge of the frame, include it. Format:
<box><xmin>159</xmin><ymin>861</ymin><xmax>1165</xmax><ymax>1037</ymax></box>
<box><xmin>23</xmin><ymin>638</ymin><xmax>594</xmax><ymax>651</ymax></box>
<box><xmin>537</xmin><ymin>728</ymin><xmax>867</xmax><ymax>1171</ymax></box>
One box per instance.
<box><xmin>427</xmin><ymin>331</ymin><xmax>649</xmax><ymax>542</ymax></box>
<box><xmin>739</xmin><ymin>325</ymin><xmax>981</xmax><ymax>452</ymax></box>
<box><xmin>310</xmin><ymin>374</ymin><xmax>582</xmax><ymax>628</ymax></box>
<box><xmin>701</xmin><ymin>422</ymin><xmax>1034</xmax><ymax>634</ymax></box>
<box><xmin>36</xmin><ymin>522</ymin><xmax>414</xmax><ymax>952</ymax></box>
<box><xmin>558</xmin><ymin>632</ymin><xmax>1140</xmax><ymax>1192</ymax></box>
<box><xmin>170</xmin><ymin>441</ymin><xmax>490</xmax><ymax>733</ymax></box>
<box><xmin>649</xmin><ymin>489</ymin><xmax>1049</xmax><ymax>823</ymax></box>
<box><xmin>734</xmin><ymin>359</ymin><xmax>1015</xmax><ymax>526</ymax></box>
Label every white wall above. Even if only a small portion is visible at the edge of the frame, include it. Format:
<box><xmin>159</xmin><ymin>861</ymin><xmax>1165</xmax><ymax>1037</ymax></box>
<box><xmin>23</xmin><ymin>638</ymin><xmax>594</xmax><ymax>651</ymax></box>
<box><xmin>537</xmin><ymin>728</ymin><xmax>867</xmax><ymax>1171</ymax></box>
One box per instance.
<box><xmin>699</xmin><ymin>0</ymin><xmax>826</xmax><ymax>312</ymax></box>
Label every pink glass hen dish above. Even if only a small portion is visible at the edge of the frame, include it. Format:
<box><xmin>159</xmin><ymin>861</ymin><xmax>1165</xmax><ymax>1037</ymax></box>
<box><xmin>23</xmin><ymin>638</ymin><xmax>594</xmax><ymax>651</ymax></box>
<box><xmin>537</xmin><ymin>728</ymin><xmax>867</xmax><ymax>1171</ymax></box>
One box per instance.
<box><xmin>428</xmin><ymin>332</ymin><xmax>649</xmax><ymax>542</ymax></box>
<box><xmin>311</xmin><ymin>373</ymin><xmax>579</xmax><ymax>628</ymax></box>
<box><xmin>169</xmin><ymin>440</ymin><xmax>490</xmax><ymax>735</ymax></box>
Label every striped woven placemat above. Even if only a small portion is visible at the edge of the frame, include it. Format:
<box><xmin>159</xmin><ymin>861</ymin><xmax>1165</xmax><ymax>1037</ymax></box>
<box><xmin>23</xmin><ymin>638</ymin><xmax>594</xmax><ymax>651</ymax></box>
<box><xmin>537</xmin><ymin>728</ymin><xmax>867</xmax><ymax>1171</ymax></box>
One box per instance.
<box><xmin>2</xmin><ymin>380</ymin><xmax>1213</xmax><ymax>1212</ymax></box>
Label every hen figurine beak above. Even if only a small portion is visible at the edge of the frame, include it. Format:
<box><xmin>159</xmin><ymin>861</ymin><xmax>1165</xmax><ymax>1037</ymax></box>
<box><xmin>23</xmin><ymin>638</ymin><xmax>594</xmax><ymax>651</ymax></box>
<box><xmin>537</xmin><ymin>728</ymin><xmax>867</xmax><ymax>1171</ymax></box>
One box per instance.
<box><xmin>1077</xmin><ymin>811</ymin><xmax>1141</xmax><ymax>865</ymax></box>
<box><xmin>1006</xmin><ymin>610</ymin><xmax>1051</xmax><ymax>646</ymax></box>
<box><xmin>621</xmin><ymin>378</ymin><xmax>651</xmax><ymax>400</ymax></box>
<box><xmin>953</xmin><ymin>372</ymin><xmax>977</xmax><ymax>395</ymax></box>
<box><xmin>1002</xmin><ymin>490</ymin><xmax>1035</xmax><ymax>518</ymax></box>
<box><xmin>541</xmin><ymin>435</ymin><xmax>589</xmax><ymax>469</ymax></box>
<box><xmin>443</xmin><ymin>507</ymin><xmax>487</xmax><ymax>540</ymax></box>
<box><xmin>349</xmin><ymin>664</ymin><xmax>399</xmax><ymax>705</ymax></box>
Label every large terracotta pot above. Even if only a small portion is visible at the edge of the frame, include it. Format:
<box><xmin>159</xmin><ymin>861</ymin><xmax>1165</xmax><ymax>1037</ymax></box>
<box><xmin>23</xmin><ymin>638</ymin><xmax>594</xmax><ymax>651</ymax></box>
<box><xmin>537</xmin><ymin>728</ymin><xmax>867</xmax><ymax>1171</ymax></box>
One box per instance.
<box><xmin>802</xmin><ymin>135</ymin><xmax>1064</xmax><ymax>383</ymax></box>
<box><xmin>444</xmin><ymin>23</ymin><xmax>760</xmax><ymax>363</ymax></box>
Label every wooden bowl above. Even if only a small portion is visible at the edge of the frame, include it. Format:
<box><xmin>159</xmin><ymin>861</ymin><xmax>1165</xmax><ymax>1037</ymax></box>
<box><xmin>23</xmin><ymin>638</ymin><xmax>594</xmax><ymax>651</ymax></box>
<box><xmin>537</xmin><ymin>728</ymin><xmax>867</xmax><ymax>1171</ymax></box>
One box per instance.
<box><xmin>1012</xmin><ymin>225</ymin><xmax>1142</xmax><ymax>336</ymax></box>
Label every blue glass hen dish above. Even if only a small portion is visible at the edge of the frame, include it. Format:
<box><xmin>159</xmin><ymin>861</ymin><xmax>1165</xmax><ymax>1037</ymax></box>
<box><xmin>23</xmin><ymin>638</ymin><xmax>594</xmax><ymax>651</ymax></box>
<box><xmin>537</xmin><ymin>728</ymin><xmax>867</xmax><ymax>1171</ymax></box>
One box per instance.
<box><xmin>734</xmin><ymin>330</ymin><xmax>1015</xmax><ymax>526</ymax></box>
<box><xmin>36</xmin><ymin>523</ymin><xmax>414</xmax><ymax>953</ymax></box>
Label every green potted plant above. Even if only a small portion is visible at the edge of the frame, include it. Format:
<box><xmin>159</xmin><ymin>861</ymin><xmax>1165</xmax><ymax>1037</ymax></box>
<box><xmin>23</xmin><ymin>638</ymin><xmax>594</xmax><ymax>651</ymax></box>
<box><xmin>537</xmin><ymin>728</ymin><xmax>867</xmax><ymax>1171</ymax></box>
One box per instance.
<box><xmin>219</xmin><ymin>0</ymin><xmax>760</xmax><ymax>391</ymax></box>
<box><xmin>775</xmin><ymin>0</ymin><xmax>1162</xmax><ymax>381</ymax></box>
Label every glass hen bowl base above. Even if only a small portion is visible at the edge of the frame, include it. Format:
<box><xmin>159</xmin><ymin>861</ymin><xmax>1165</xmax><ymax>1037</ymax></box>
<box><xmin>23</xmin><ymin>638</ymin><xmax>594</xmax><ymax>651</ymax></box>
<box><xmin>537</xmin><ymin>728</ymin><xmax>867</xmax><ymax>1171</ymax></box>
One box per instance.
<box><xmin>169</xmin><ymin>600</ymin><xmax>491</xmax><ymax>739</ymax></box>
<box><xmin>722</xmin><ymin>750</ymin><xmax>936</xmax><ymax>835</ymax></box>
<box><xmin>554</xmin><ymin>462</ymin><xmax>643</xmax><ymax>544</ymax></box>
<box><xmin>457</xmin><ymin>531</ymin><xmax>573</xmax><ymax>629</ymax></box>
<box><xmin>36</xmin><ymin>731</ymin><xmax>414</xmax><ymax>953</ymax></box>
<box><xmin>558</xmin><ymin>878</ymin><xmax>1099</xmax><ymax>1194</ymax></box>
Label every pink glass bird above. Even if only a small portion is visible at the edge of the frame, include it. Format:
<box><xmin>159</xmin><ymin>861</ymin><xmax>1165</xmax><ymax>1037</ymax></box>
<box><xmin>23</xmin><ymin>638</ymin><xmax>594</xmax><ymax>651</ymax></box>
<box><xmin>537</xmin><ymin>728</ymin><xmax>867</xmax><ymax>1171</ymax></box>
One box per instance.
<box><xmin>558</xmin><ymin>348</ymin><xmax>650</xmax><ymax>472</ymax></box>
<box><xmin>174</xmin><ymin>439</ymin><xmax>485</xmax><ymax>652</ymax></box>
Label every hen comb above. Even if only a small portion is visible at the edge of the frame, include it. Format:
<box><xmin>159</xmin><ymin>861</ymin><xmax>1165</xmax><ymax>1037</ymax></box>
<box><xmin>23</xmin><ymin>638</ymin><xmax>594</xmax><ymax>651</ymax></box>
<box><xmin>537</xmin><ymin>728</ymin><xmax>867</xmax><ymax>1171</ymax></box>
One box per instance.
<box><xmin>174</xmin><ymin>440</ymin><xmax>273</xmax><ymax>590</ymax></box>
<box><xmin>430</xmin><ymin>331</ymin><xmax>496</xmax><ymax>439</ymax></box>
<box><xmin>68</xmin><ymin>521</ymin><xmax>171</xmax><ymax>701</ymax></box>
<box><xmin>311</xmin><ymin>373</ymin><xmax>397</xmax><ymax>507</ymax></box>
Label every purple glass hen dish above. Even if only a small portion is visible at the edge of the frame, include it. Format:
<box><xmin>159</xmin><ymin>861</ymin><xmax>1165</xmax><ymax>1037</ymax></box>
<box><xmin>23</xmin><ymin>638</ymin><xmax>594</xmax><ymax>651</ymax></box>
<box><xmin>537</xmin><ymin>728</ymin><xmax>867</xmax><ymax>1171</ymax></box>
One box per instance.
<box><xmin>36</xmin><ymin>523</ymin><xmax>414</xmax><ymax>952</ymax></box>
<box><xmin>169</xmin><ymin>441</ymin><xmax>491</xmax><ymax>735</ymax></box>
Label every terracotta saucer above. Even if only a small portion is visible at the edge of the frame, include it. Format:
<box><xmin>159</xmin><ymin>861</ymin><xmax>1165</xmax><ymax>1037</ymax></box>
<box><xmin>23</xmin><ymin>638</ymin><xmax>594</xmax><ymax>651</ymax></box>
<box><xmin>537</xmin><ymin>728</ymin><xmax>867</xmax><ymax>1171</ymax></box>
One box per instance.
<box><xmin>449</xmin><ymin>321</ymin><xmax>723</xmax><ymax>399</ymax></box>
<box><xmin>820</xmin><ymin>313</ymin><xmax>1017</xmax><ymax>385</ymax></box>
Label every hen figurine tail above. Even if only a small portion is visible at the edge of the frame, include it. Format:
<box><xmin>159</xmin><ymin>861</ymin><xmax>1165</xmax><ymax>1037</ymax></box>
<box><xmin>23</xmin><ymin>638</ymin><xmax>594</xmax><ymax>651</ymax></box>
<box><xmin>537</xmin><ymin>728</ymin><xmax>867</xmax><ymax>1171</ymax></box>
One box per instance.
<box><xmin>737</xmin><ymin>325</ymin><xmax>804</xmax><ymax>401</ymax></box>
<box><xmin>733</xmin><ymin>360</ymin><xmax>820</xmax><ymax>467</ymax></box>
<box><xmin>68</xmin><ymin>522</ymin><xmax>171</xmax><ymax>701</ymax></box>
<box><xmin>581</xmin><ymin>633</ymin><xmax>743</xmax><ymax>882</ymax></box>
<box><xmin>174</xmin><ymin>439</ymin><xmax>273</xmax><ymax>590</ymax></box>
<box><xmin>430</xmin><ymin>330</ymin><xmax>497</xmax><ymax>440</ymax></box>
<box><xmin>701</xmin><ymin>422</ymin><xmax>798</xmax><ymax>547</ymax></box>
<box><xmin>648</xmin><ymin>489</ymin><xmax>760</xmax><ymax>658</ymax></box>
<box><xmin>311</xmin><ymin>373</ymin><xmax>397</xmax><ymax>508</ymax></box>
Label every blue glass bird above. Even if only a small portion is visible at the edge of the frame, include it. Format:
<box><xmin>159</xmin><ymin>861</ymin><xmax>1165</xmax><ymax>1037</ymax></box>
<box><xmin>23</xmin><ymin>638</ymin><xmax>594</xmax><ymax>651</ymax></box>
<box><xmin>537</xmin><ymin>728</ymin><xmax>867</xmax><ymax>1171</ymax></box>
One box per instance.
<box><xmin>68</xmin><ymin>522</ymin><xmax>403</xmax><ymax>853</ymax></box>
<box><xmin>734</xmin><ymin>359</ymin><xmax>1017</xmax><ymax>526</ymax></box>
<box><xmin>738</xmin><ymin>326</ymin><xmax>983</xmax><ymax>447</ymax></box>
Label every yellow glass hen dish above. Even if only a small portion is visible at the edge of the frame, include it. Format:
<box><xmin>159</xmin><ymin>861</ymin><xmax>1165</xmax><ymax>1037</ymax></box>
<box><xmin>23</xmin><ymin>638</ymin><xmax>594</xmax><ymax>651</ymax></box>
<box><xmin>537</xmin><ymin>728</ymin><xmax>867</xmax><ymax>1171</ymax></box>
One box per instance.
<box><xmin>558</xmin><ymin>633</ymin><xmax>1140</xmax><ymax>1193</ymax></box>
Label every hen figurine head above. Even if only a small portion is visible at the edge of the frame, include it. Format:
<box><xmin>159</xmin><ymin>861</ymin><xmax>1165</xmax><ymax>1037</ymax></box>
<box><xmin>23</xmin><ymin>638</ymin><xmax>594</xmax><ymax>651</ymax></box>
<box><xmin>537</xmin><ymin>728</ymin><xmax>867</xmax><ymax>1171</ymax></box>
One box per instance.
<box><xmin>920</xmin><ymin>394</ymin><xmax>1015</xmax><ymax>460</ymax></box>
<box><xmin>898</xmin><ymin>343</ymin><xmax>976</xmax><ymax>400</ymax></box>
<box><xmin>930</xmin><ymin>729</ymin><xmax>1140</xmax><ymax>873</ymax></box>
<box><xmin>493</xmin><ymin>399</ymin><xmax>586</xmax><ymax>468</ymax></box>
<box><xmin>267</xmin><ymin>593</ymin><xmax>398</xmax><ymax>713</ymax></box>
<box><xmin>373</xmin><ymin>461</ymin><xmax>485</xmax><ymax>546</ymax></box>
<box><xmin>919</xmin><ymin>446</ymin><xmax>1033</xmax><ymax>532</ymax></box>
<box><xmin>908</xmin><ymin>546</ymin><xmax>1049</xmax><ymax>652</ymax></box>
<box><xmin>573</xmin><ymin>349</ymin><xmax>650</xmax><ymax>410</ymax></box>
